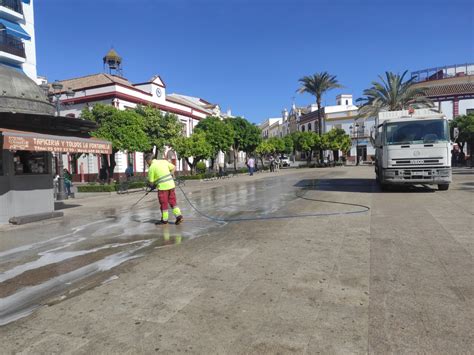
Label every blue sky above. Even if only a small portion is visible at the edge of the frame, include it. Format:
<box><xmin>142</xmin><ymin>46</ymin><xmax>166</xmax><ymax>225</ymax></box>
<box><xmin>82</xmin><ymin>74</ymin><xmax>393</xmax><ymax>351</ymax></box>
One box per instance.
<box><xmin>35</xmin><ymin>0</ymin><xmax>473</xmax><ymax>123</ymax></box>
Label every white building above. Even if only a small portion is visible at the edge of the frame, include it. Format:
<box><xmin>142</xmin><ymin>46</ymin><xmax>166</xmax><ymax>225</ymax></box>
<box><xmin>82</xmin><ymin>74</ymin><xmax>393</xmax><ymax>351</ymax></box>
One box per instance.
<box><xmin>275</xmin><ymin>94</ymin><xmax>376</xmax><ymax>163</ymax></box>
<box><xmin>260</xmin><ymin>117</ymin><xmax>282</xmax><ymax>139</ymax></box>
<box><xmin>50</xmin><ymin>50</ymin><xmax>230</xmax><ymax>179</ymax></box>
<box><xmin>0</xmin><ymin>0</ymin><xmax>36</xmax><ymax>80</ymax></box>
<box><xmin>269</xmin><ymin>118</ymin><xmax>283</xmax><ymax>138</ymax></box>
<box><xmin>324</xmin><ymin>94</ymin><xmax>375</xmax><ymax>162</ymax></box>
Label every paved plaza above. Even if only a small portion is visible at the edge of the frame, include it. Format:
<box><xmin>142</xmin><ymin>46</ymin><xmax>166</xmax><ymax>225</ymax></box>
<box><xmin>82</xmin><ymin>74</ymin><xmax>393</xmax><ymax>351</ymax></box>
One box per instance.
<box><xmin>0</xmin><ymin>166</ymin><xmax>473</xmax><ymax>354</ymax></box>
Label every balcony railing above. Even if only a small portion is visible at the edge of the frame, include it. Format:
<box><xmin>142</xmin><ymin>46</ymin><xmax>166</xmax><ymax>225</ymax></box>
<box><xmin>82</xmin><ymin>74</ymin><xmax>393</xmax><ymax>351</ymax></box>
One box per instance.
<box><xmin>0</xmin><ymin>32</ymin><xmax>25</xmax><ymax>58</ymax></box>
<box><xmin>351</xmin><ymin>129</ymin><xmax>370</xmax><ymax>138</ymax></box>
<box><xmin>411</xmin><ymin>63</ymin><xmax>474</xmax><ymax>83</ymax></box>
<box><xmin>0</xmin><ymin>0</ymin><xmax>23</xmax><ymax>14</ymax></box>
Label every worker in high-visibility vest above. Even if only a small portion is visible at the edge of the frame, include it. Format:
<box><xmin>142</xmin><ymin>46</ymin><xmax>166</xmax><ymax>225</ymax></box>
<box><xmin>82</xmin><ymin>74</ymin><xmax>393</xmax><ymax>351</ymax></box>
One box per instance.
<box><xmin>145</xmin><ymin>153</ymin><xmax>183</xmax><ymax>225</ymax></box>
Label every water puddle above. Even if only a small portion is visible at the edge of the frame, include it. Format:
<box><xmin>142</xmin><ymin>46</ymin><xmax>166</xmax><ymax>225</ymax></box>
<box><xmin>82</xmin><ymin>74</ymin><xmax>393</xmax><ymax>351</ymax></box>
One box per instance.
<box><xmin>0</xmin><ymin>210</ymin><xmax>196</xmax><ymax>327</ymax></box>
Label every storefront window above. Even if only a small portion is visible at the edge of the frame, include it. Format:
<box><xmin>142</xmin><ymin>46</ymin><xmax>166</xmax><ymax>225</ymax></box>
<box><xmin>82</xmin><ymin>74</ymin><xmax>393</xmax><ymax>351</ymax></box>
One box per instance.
<box><xmin>13</xmin><ymin>151</ymin><xmax>49</xmax><ymax>174</ymax></box>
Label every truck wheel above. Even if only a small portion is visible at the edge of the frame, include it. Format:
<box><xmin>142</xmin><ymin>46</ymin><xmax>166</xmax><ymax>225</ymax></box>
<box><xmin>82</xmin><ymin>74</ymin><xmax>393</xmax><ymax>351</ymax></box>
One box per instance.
<box><xmin>438</xmin><ymin>184</ymin><xmax>449</xmax><ymax>191</ymax></box>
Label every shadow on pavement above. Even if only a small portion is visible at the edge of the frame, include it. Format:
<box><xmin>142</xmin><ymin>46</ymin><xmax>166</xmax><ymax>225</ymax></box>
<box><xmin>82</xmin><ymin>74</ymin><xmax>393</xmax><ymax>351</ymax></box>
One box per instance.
<box><xmin>452</xmin><ymin>168</ymin><xmax>474</xmax><ymax>175</ymax></box>
<box><xmin>295</xmin><ymin>178</ymin><xmax>436</xmax><ymax>193</ymax></box>
<box><xmin>54</xmin><ymin>202</ymin><xmax>82</xmax><ymax>210</ymax></box>
<box><xmin>457</xmin><ymin>182</ymin><xmax>474</xmax><ymax>191</ymax></box>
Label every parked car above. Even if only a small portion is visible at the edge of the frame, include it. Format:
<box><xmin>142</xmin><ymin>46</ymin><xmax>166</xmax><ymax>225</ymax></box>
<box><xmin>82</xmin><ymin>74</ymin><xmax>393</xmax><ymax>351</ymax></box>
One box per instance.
<box><xmin>280</xmin><ymin>155</ymin><xmax>291</xmax><ymax>167</ymax></box>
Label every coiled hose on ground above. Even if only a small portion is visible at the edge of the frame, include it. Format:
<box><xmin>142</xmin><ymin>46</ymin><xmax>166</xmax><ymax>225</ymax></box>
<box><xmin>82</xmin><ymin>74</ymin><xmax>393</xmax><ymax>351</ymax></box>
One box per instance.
<box><xmin>175</xmin><ymin>179</ymin><xmax>370</xmax><ymax>223</ymax></box>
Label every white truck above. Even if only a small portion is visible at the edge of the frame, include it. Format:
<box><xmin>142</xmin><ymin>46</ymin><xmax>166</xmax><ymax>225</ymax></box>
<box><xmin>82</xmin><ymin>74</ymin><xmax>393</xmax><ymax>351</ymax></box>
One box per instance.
<box><xmin>371</xmin><ymin>109</ymin><xmax>452</xmax><ymax>191</ymax></box>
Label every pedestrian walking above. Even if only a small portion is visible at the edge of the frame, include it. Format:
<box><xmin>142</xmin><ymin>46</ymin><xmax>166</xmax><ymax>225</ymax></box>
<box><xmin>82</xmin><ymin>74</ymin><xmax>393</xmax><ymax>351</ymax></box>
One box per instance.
<box><xmin>459</xmin><ymin>150</ymin><xmax>465</xmax><ymax>166</ymax></box>
<box><xmin>145</xmin><ymin>153</ymin><xmax>183</xmax><ymax>225</ymax></box>
<box><xmin>63</xmin><ymin>169</ymin><xmax>73</xmax><ymax>197</ymax></box>
<box><xmin>451</xmin><ymin>148</ymin><xmax>459</xmax><ymax>167</ymax></box>
<box><xmin>125</xmin><ymin>164</ymin><xmax>134</xmax><ymax>181</ymax></box>
<box><xmin>269</xmin><ymin>156</ymin><xmax>275</xmax><ymax>172</ymax></box>
<box><xmin>275</xmin><ymin>156</ymin><xmax>280</xmax><ymax>172</ymax></box>
<box><xmin>247</xmin><ymin>156</ymin><xmax>255</xmax><ymax>176</ymax></box>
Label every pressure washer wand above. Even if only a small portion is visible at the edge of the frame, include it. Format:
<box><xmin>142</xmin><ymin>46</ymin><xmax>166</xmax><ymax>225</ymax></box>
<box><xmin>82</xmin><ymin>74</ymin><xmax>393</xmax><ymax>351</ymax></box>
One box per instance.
<box><xmin>131</xmin><ymin>186</ymin><xmax>155</xmax><ymax>208</ymax></box>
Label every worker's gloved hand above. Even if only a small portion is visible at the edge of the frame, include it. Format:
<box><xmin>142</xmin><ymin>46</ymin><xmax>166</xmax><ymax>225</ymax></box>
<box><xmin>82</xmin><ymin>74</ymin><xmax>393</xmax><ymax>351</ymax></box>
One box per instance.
<box><xmin>146</xmin><ymin>182</ymin><xmax>156</xmax><ymax>192</ymax></box>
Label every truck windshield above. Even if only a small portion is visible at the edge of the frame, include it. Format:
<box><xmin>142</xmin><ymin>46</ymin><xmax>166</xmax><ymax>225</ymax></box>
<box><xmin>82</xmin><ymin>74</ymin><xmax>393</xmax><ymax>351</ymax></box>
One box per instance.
<box><xmin>385</xmin><ymin>119</ymin><xmax>448</xmax><ymax>145</ymax></box>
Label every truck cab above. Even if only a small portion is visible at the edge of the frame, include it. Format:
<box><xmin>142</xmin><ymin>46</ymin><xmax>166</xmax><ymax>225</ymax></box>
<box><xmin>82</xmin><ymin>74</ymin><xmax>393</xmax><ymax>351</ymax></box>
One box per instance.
<box><xmin>371</xmin><ymin>109</ymin><xmax>452</xmax><ymax>191</ymax></box>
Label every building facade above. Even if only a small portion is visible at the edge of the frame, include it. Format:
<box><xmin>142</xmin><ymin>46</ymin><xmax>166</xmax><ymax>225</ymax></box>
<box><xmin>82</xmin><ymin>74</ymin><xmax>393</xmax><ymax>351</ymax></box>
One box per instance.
<box><xmin>50</xmin><ymin>51</ymin><xmax>233</xmax><ymax>179</ymax></box>
<box><xmin>323</xmin><ymin>95</ymin><xmax>375</xmax><ymax>162</ymax></box>
<box><xmin>277</xmin><ymin>94</ymin><xmax>376</xmax><ymax>163</ymax></box>
<box><xmin>260</xmin><ymin>118</ymin><xmax>282</xmax><ymax>139</ymax></box>
<box><xmin>0</xmin><ymin>0</ymin><xmax>36</xmax><ymax>80</ymax></box>
<box><xmin>411</xmin><ymin>63</ymin><xmax>474</xmax><ymax>119</ymax></box>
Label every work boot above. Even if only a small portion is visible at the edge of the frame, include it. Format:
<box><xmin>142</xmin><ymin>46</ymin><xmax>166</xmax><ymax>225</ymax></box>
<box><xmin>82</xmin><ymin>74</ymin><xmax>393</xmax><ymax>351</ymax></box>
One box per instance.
<box><xmin>175</xmin><ymin>215</ymin><xmax>184</xmax><ymax>225</ymax></box>
<box><xmin>156</xmin><ymin>219</ymin><xmax>168</xmax><ymax>225</ymax></box>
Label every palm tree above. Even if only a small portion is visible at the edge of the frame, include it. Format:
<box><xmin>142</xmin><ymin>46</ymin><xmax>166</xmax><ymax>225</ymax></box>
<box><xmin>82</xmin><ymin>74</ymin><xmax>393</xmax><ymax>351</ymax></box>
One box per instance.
<box><xmin>297</xmin><ymin>72</ymin><xmax>343</xmax><ymax>136</ymax></box>
<box><xmin>357</xmin><ymin>70</ymin><xmax>433</xmax><ymax>118</ymax></box>
<box><xmin>297</xmin><ymin>72</ymin><xmax>342</xmax><ymax>161</ymax></box>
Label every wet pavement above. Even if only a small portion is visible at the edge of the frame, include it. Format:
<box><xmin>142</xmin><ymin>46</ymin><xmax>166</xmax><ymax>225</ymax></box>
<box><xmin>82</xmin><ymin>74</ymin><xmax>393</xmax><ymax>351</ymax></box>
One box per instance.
<box><xmin>0</xmin><ymin>169</ymin><xmax>350</xmax><ymax>326</ymax></box>
<box><xmin>1</xmin><ymin>167</ymin><xmax>473</xmax><ymax>353</ymax></box>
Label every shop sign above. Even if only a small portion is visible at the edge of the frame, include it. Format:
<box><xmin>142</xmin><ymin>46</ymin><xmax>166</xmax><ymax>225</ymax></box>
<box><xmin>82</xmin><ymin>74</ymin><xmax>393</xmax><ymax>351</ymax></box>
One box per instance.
<box><xmin>2</xmin><ymin>131</ymin><xmax>112</xmax><ymax>154</ymax></box>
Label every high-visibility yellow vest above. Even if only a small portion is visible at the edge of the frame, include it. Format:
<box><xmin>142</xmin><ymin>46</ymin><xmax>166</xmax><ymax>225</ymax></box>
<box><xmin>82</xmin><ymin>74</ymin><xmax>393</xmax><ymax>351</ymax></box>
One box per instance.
<box><xmin>148</xmin><ymin>159</ymin><xmax>175</xmax><ymax>190</ymax></box>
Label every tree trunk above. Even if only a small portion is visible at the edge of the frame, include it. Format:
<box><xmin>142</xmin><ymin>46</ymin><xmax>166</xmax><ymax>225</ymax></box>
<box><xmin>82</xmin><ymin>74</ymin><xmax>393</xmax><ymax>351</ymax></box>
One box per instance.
<box><xmin>470</xmin><ymin>142</ymin><xmax>473</xmax><ymax>168</ymax></box>
<box><xmin>233</xmin><ymin>146</ymin><xmax>238</xmax><ymax>172</ymax></box>
<box><xmin>210</xmin><ymin>157</ymin><xmax>215</xmax><ymax>172</ymax></box>
<box><xmin>185</xmin><ymin>158</ymin><xmax>195</xmax><ymax>175</ymax></box>
<box><xmin>101</xmin><ymin>152</ymin><xmax>116</xmax><ymax>184</ymax></box>
<box><xmin>108</xmin><ymin>152</ymin><xmax>117</xmax><ymax>183</ymax></box>
<box><xmin>317</xmin><ymin>97</ymin><xmax>324</xmax><ymax>162</ymax></box>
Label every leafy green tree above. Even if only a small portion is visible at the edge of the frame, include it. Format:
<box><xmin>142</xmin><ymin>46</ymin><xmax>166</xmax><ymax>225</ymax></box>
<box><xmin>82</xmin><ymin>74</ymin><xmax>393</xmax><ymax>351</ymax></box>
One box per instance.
<box><xmin>173</xmin><ymin>132</ymin><xmax>213</xmax><ymax>174</ymax></box>
<box><xmin>82</xmin><ymin>104</ymin><xmax>149</xmax><ymax>181</ymax></box>
<box><xmin>135</xmin><ymin>105</ymin><xmax>183</xmax><ymax>155</ymax></box>
<box><xmin>268</xmin><ymin>137</ymin><xmax>285</xmax><ymax>155</ymax></box>
<box><xmin>295</xmin><ymin>131</ymin><xmax>318</xmax><ymax>164</ymax></box>
<box><xmin>282</xmin><ymin>135</ymin><xmax>294</xmax><ymax>155</ymax></box>
<box><xmin>195</xmin><ymin>116</ymin><xmax>234</xmax><ymax>170</ymax></box>
<box><xmin>357</xmin><ymin>71</ymin><xmax>433</xmax><ymax>118</ymax></box>
<box><xmin>243</xmin><ymin>123</ymin><xmax>263</xmax><ymax>155</ymax></box>
<box><xmin>289</xmin><ymin>131</ymin><xmax>303</xmax><ymax>160</ymax></box>
<box><xmin>315</xmin><ymin>133</ymin><xmax>327</xmax><ymax>153</ymax></box>
<box><xmin>255</xmin><ymin>140</ymin><xmax>275</xmax><ymax>167</ymax></box>
<box><xmin>324</xmin><ymin>128</ymin><xmax>352</xmax><ymax>161</ymax></box>
<box><xmin>226</xmin><ymin>117</ymin><xmax>262</xmax><ymax>171</ymax></box>
<box><xmin>450</xmin><ymin>114</ymin><xmax>474</xmax><ymax>167</ymax></box>
<box><xmin>225</xmin><ymin>117</ymin><xmax>247</xmax><ymax>165</ymax></box>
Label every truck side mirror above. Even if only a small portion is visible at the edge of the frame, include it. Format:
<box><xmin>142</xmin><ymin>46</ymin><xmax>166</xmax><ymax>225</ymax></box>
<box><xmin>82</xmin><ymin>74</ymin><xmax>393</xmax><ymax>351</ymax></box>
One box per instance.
<box><xmin>453</xmin><ymin>127</ymin><xmax>459</xmax><ymax>140</ymax></box>
<box><xmin>370</xmin><ymin>129</ymin><xmax>376</xmax><ymax>146</ymax></box>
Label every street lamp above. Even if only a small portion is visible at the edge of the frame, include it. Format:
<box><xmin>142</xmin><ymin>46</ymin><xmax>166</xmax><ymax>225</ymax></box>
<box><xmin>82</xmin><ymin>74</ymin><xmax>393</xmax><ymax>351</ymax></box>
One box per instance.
<box><xmin>350</xmin><ymin>123</ymin><xmax>361</xmax><ymax>166</ymax></box>
<box><xmin>51</xmin><ymin>80</ymin><xmax>63</xmax><ymax>116</ymax></box>
<box><xmin>49</xmin><ymin>81</ymin><xmax>75</xmax><ymax>201</ymax></box>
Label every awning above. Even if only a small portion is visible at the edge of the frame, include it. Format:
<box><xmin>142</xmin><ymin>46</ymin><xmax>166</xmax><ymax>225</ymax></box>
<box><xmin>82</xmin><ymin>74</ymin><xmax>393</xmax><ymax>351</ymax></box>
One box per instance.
<box><xmin>1</xmin><ymin>128</ymin><xmax>112</xmax><ymax>154</ymax></box>
<box><xmin>0</xmin><ymin>19</ymin><xmax>31</xmax><ymax>40</ymax></box>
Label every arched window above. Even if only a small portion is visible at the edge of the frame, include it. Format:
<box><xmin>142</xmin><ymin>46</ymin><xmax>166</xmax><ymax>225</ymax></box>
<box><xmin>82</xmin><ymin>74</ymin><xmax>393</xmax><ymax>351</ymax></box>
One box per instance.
<box><xmin>308</xmin><ymin>123</ymin><xmax>312</xmax><ymax>131</ymax></box>
<box><xmin>301</xmin><ymin>125</ymin><xmax>305</xmax><ymax>132</ymax></box>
